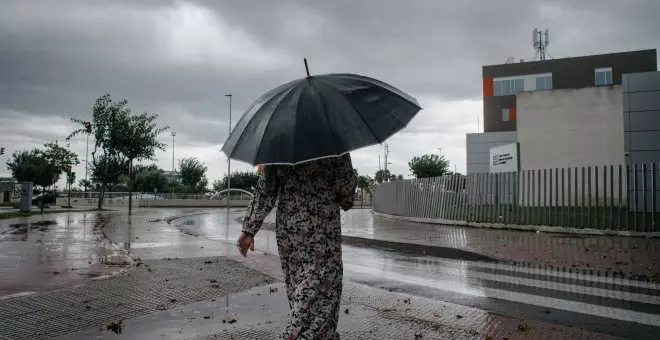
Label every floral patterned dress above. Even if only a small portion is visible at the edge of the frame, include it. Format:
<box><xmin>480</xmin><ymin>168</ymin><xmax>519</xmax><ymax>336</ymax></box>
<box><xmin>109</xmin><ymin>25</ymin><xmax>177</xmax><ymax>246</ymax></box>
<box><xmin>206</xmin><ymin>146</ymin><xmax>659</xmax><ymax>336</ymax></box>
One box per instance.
<box><xmin>242</xmin><ymin>154</ymin><xmax>357</xmax><ymax>340</ymax></box>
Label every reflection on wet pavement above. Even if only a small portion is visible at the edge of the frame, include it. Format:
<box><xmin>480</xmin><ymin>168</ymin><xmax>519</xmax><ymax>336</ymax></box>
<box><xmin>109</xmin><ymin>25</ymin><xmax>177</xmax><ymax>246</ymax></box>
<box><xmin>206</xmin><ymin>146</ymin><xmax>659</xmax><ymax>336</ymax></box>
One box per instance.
<box><xmin>0</xmin><ymin>212</ymin><xmax>130</xmax><ymax>296</ymax></box>
<box><xmin>3</xmin><ymin>208</ymin><xmax>659</xmax><ymax>339</ymax></box>
<box><xmin>342</xmin><ymin>210</ymin><xmax>660</xmax><ymax>280</ymax></box>
<box><xmin>179</xmin><ymin>211</ymin><xmax>660</xmax><ymax>340</ymax></box>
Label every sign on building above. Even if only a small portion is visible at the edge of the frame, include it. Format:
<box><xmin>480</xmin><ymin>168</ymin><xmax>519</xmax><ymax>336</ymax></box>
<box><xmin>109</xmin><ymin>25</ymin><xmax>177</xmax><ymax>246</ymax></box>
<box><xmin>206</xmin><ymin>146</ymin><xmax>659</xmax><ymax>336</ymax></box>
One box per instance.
<box><xmin>489</xmin><ymin>143</ymin><xmax>520</xmax><ymax>172</ymax></box>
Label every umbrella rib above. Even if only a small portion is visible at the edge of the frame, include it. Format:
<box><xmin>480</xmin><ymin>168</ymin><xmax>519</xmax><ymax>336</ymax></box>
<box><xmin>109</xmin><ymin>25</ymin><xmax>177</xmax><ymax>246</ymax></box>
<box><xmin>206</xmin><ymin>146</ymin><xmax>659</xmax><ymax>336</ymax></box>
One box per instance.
<box><xmin>325</xmin><ymin>73</ymin><xmax>421</xmax><ymax>109</ymax></box>
<box><xmin>315</xmin><ymin>78</ymin><xmax>382</xmax><ymax>143</ymax></box>
<box><xmin>222</xmin><ymin>86</ymin><xmax>288</xmax><ymax>158</ymax></box>
<box><xmin>252</xmin><ymin>84</ymin><xmax>301</xmax><ymax>164</ymax></box>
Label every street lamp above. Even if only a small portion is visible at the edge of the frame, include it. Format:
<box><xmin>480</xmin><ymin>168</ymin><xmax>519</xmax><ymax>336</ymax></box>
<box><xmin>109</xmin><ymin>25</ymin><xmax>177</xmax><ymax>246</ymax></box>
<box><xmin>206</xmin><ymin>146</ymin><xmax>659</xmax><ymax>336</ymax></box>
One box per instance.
<box><xmin>225</xmin><ymin>93</ymin><xmax>232</xmax><ymax>213</ymax></box>
<box><xmin>171</xmin><ymin>131</ymin><xmax>176</xmax><ymax>198</ymax></box>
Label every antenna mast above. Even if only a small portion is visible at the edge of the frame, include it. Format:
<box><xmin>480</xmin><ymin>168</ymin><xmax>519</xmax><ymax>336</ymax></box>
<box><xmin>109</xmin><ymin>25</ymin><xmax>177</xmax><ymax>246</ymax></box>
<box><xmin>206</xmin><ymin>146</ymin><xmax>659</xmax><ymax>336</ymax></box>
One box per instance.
<box><xmin>533</xmin><ymin>28</ymin><xmax>550</xmax><ymax>61</ymax></box>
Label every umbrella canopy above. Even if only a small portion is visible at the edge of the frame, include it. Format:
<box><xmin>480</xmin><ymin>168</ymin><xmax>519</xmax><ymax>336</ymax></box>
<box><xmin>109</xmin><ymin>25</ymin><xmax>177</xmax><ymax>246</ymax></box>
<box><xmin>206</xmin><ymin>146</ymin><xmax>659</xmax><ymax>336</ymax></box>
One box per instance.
<box><xmin>222</xmin><ymin>72</ymin><xmax>421</xmax><ymax>166</ymax></box>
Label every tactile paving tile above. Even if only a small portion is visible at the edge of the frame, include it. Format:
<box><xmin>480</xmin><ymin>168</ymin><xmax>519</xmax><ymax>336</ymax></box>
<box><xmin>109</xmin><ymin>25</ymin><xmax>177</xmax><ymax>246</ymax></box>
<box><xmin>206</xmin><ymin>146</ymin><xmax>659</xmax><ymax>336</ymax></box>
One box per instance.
<box><xmin>193</xmin><ymin>282</ymin><xmax>620</xmax><ymax>340</ymax></box>
<box><xmin>0</xmin><ymin>257</ymin><xmax>274</xmax><ymax>340</ymax></box>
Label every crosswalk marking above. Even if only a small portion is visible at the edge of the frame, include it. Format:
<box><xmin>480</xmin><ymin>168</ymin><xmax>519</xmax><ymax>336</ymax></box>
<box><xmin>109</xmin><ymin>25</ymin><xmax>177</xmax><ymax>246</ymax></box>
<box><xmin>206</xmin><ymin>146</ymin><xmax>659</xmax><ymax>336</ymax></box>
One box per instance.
<box><xmin>344</xmin><ymin>246</ymin><xmax>660</xmax><ymax>290</ymax></box>
<box><xmin>352</xmin><ymin>258</ymin><xmax>660</xmax><ymax>305</ymax></box>
<box><xmin>345</xmin><ymin>263</ymin><xmax>660</xmax><ymax>327</ymax></box>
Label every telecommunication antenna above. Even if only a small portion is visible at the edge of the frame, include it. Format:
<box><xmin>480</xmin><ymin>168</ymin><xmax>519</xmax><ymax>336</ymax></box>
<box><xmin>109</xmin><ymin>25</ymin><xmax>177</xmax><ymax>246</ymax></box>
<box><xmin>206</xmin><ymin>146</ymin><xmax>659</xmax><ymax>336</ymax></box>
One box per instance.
<box><xmin>532</xmin><ymin>28</ymin><xmax>550</xmax><ymax>61</ymax></box>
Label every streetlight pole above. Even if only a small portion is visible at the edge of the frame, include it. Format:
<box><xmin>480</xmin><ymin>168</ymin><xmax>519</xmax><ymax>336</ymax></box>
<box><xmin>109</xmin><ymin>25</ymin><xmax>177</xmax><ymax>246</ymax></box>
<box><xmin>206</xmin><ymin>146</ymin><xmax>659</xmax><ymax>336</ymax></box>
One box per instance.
<box><xmin>225</xmin><ymin>94</ymin><xmax>232</xmax><ymax>213</ymax></box>
<box><xmin>171</xmin><ymin>131</ymin><xmax>176</xmax><ymax>198</ymax></box>
<box><xmin>84</xmin><ymin>133</ymin><xmax>89</xmax><ymax>192</ymax></box>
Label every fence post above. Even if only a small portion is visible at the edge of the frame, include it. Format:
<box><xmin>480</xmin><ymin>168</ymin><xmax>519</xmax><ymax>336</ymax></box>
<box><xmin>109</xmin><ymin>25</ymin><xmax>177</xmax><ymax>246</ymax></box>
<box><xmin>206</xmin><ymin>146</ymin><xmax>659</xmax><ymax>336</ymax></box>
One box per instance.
<box><xmin>653</xmin><ymin>163</ymin><xmax>657</xmax><ymax>231</ymax></box>
<box><xmin>633</xmin><ymin>163</ymin><xmax>639</xmax><ymax>232</ymax></box>
<box><xmin>561</xmin><ymin>168</ymin><xmax>566</xmax><ymax>227</ymax></box>
<box><xmin>595</xmin><ymin>166</ymin><xmax>600</xmax><ymax>229</ymax></box>
<box><xmin>609</xmin><ymin>165</ymin><xmax>614</xmax><ymax>230</ymax></box>
<box><xmin>642</xmin><ymin>163</ymin><xmax>648</xmax><ymax>231</ymax></box>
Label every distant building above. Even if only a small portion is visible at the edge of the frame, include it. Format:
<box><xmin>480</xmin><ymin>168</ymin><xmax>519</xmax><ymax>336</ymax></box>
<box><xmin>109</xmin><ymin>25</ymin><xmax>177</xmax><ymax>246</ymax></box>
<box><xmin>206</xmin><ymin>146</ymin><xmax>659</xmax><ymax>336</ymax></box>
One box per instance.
<box><xmin>0</xmin><ymin>177</ymin><xmax>17</xmax><ymax>203</ymax></box>
<box><xmin>466</xmin><ymin>49</ymin><xmax>658</xmax><ymax>174</ymax></box>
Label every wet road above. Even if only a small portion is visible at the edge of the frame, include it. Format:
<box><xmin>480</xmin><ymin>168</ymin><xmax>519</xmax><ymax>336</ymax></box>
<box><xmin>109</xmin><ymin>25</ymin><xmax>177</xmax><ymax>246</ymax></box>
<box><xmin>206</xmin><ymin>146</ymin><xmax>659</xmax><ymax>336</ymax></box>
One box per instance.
<box><xmin>2</xmin><ymin>209</ymin><xmax>659</xmax><ymax>339</ymax></box>
<box><xmin>172</xmin><ymin>211</ymin><xmax>660</xmax><ymax>340</ymax></box>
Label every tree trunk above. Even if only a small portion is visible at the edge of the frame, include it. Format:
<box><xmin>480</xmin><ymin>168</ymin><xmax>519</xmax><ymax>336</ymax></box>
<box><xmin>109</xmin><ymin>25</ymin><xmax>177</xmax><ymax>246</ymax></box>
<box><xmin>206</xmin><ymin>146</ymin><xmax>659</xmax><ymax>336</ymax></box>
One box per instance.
<box><xmin>127</xmin><ymin>160</ymin><xmax>133</xmax><ymax>213</ymax></box>
<box><xmin>40</xmin><ymin>186</ymin><xmax>46</xmax><ymax>213</ymax></box>
<box><xmin>98</xmin><ymin>182</ymin><xmax>105</xmax><ymax>210</ymax></box>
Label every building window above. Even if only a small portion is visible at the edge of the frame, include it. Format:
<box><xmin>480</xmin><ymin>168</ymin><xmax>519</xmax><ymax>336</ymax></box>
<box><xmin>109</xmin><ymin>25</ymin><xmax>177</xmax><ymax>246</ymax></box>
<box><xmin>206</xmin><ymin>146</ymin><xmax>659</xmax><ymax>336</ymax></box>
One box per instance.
<box><xmin>535</xmin><ymin>75</ymin><xmax>552</xmax><ymax>90</ymax></box>
<box><xmin>493</xmin><ymin>78</ymin><xmax>524</xmax><ymax>96</ymax></box>
<box><xmin>595</xmin><ymin>67</ymin><xmax>612</xmax><ymax>86</ymax></box>
<box><xmin>501</xmin><ymin>108</ymin><xmax>510</xmax><ymax>122</ymax></box>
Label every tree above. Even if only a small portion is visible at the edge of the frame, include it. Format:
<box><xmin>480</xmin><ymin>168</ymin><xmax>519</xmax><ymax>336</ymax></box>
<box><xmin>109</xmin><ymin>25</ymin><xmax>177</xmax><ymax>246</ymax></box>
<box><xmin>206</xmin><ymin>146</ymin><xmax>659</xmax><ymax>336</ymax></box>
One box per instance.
<box><xmin>41</xmin><ymin>142</ymin><xmax>80</xmax><ymax>177</ymax></box>
<box><xmin>214</xmin><ymin>171</ymin><xmax>261</xmax><ymax>193</ymax></box>
<box><xmin>6</xmin><ymin>143</ymin><xmax>78</xmax><ymax>211</ymax></box>
<box><xmin>78</xmin><ymin>179</ymin><xmax>92</xmax><ymax>190</ymax></box>
<box><xmin>374</xmin><ymin>169</ymin><xmax>402</xmax><ymax>183</ymax></box>
<box><xmin>89</xmin><ymin>154</ymin><xmax>128</xmax><ymax>199</ymax></box>
<box><xmin>67</xmin><ymin>94</ymin><xmax>168</xmax><ymax>209</ymax></box>
<box><xmin>132</xmin><ymin>164</ymin><xmax>168</xmax><ymax>193</ymax></box>
<box><xmin>178</xmin><ymin>157</ymin><xmax>208</xmax><ymax>193</ymax></box>
<box><xmin>408</xmin><ymin>153</ymin><xmax>450</xmax><ymax>179</ymax></box>
<box><xmin>357</xmin><ymin>174</ymin><xmax>374</xmax><ymax>203</ymax></box>
<box><xmin>117</xmin><ymin>111</ymin><xmax>169</xmax><ymax>210</ymax></box>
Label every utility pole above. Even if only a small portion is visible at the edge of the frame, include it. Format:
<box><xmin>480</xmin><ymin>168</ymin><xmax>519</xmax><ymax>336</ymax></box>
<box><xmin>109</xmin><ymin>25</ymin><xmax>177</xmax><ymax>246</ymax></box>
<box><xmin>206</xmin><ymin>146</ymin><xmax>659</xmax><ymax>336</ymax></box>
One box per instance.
<box><xmin>383</xmin><ymin>143</ymin><xmax>389</xmax><ymax>172</ymax></box>
<box><xmin>225</xmin><ymin>93</ymin><xmax>232</xmax><ymax>214</ymax></box>
<box><xmin>171</xmin><ymin>131</ymin><xmax>176</xmax><ymax>198</ymax></box>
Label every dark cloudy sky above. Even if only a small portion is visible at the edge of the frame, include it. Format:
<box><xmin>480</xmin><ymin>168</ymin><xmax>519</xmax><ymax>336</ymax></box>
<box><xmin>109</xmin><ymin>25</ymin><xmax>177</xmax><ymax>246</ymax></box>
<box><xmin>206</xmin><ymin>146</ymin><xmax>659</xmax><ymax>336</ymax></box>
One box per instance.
<box><xmin>1</xmin><ymin>0</ymin><xmax>658</xmax><ymax>187</ymax></box>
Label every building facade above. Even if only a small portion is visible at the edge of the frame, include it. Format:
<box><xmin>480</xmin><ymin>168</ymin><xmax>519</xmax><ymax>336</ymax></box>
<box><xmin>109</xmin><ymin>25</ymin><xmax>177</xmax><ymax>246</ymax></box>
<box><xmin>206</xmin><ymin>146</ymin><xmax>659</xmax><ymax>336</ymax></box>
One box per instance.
<box><xmin>482</xmin><ymin>49</ymin><xmax>657</xmax><ymax>133</ymax></box>
<box><xmin>466</xmin><ymin>49</ymin><xmax>658</xmax><ymax>174</ymax></box>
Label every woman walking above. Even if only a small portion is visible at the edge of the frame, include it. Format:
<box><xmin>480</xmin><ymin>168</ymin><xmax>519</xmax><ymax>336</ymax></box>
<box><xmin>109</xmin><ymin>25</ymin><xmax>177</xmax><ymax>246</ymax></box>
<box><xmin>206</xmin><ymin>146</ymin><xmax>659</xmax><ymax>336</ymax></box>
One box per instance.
<box><xmin>237</xmin><ymin>153</ymin><xmax>357</xmax><ymax>339</ymax></box>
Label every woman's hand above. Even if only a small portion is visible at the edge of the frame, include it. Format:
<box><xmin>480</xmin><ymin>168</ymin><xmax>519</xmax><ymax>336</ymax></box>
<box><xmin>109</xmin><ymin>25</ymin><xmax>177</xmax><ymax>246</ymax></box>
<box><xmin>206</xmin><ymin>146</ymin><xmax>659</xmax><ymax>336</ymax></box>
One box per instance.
<box><xmin>236</xmin><ymin>232</ymin><xmax>255</xmax><ymax>257</ymax></box>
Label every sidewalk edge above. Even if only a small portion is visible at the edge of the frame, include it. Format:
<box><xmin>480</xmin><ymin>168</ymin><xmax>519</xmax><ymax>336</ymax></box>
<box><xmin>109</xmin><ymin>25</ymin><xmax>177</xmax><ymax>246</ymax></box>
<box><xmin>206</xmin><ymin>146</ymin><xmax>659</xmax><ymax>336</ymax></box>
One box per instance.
<box><xmin>373</xmin><ymin>211</ymin><xmax>660</xmax><ymax>238</ymax></box>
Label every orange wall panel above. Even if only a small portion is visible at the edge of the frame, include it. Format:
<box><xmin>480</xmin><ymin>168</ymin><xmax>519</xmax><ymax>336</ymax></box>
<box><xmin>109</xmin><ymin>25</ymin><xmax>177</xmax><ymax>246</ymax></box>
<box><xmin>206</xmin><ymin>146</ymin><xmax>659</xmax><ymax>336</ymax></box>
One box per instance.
<box><xmin>510</xmin><ymin>107</ymin><xmax>517</xmax><ymax>121</ymax></box>
<box><xmin>483</xmin><ymin>77</ymin><xmax>494</xmax><ymax>97</ymax></box>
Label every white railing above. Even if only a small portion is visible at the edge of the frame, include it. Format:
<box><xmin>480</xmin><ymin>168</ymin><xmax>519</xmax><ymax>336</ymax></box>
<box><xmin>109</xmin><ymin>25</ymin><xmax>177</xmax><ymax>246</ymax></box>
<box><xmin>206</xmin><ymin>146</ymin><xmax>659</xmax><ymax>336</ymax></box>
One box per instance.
<box><xmin>374</xmin><ymin>163</ymin><xmax>660</xmax><ymax>232</ymax></box>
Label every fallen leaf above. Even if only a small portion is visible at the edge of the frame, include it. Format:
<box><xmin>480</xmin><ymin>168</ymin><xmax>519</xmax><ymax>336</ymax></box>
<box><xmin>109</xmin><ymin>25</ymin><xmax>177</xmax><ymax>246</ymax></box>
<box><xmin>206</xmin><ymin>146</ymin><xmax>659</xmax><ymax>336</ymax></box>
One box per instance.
<box><xmin>106</xmin><ymin>320</ymin><xmax>123</xmax><ymax>334</ymax></box>
<box><xmin>456</xmin><ymin>315</ymin><xmax>463</xmax><ymax>319</ymax></box>
<box><xmin>344</xmin><ymin>308</ymin><xmax>350</xmax><ymax>314</ymax></box>
<box><xmin>147</xmin><ymin>268</ymin><xmax>152</xmax><ymax>272</ymax></box>
<box><xmin>170</xmin><ymin>298</ymin><xmax>177</xmax><ymax>303</ymax></box>
<box><xmin>211</xmin><ymin>284</ymin><xmax>221</xmax><ymax>288</ymax></box>
<box><xmin>210</xmin><ymin>279</ymin><xmax>218</xmax><ymax>283</ymax></box>
<box><xmin>270</xmin><ymin>287</ymin><xmax>278</xmax><ymax>294</ymax></box>
<box><xmin>204</xmin><ymin>261</ymin><xmax>213</xmax><ymax>264</ymax></box>
<box><xmin>203</xmin><ymin>315</ymin><xmax>212</xmax><ymax>319</ymax></box>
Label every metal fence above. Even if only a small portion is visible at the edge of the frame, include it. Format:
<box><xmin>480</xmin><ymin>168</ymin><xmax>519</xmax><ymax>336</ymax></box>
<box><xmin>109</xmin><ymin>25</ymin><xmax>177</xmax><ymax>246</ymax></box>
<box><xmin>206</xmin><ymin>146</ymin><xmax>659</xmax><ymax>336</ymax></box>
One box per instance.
<box><xmin>373</xmin><ymin>163</ymin><xmax>660</xmax><ymax>232</ymax></box>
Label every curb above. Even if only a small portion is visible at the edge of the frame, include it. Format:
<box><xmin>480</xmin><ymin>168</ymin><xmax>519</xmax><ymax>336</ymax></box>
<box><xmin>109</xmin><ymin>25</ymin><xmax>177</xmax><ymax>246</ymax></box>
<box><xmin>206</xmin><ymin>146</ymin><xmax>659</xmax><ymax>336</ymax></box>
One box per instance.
<box><xmin>341</xmin><ymin>235</ymin><xmax>501</xmax><ymax>262</ymax></box>
<box><xmin>373</xmin><ymin>211</ymin><xmax>660</xmax><ymax>238</ymax></box>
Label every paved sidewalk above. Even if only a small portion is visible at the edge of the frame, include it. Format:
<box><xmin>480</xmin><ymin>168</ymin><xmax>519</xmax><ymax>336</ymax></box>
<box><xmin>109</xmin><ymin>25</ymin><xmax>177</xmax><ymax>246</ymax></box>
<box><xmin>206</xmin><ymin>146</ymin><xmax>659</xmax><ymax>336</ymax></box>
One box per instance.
<box><xmin>28</xmin><ymin>253</ymin><xmax>618</xmax><ymax>340</ymax></box>
<box><xmin>339</xmin><ymin>209</ymin><xmax>660</xmax><ymax>281</ymax></box>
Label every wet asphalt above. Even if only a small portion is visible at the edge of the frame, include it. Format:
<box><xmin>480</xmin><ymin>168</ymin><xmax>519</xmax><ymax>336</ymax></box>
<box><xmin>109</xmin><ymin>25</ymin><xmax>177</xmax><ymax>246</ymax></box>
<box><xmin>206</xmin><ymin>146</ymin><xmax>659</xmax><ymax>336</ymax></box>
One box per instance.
<box><xmin>173</xmin><ymin>210</ymin><xmax>660</xmax><ymax>340</ymax></box>
<box><xmin>1</xmin><ymin>208</ymin><xmax>659</xmax><ymax>339</ymax></box>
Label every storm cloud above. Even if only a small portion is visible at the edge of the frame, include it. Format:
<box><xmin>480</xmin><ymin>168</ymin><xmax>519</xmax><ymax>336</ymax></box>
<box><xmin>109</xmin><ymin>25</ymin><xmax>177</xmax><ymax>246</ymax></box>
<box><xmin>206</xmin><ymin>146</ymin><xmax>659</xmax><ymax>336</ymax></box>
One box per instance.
<box><xmin>1</xmin><ymin>0</ymin><xmax>658</xmax><ymax>186</ymax></box>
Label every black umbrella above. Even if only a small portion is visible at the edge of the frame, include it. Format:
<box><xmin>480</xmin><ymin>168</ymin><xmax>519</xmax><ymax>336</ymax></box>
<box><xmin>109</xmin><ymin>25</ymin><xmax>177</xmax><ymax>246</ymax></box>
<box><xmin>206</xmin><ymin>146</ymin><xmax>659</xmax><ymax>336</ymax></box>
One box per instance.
<box><xmin>222</xmin><ymin>59</ymin><xmax>422</xmax><ymax>165</ymax></box>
